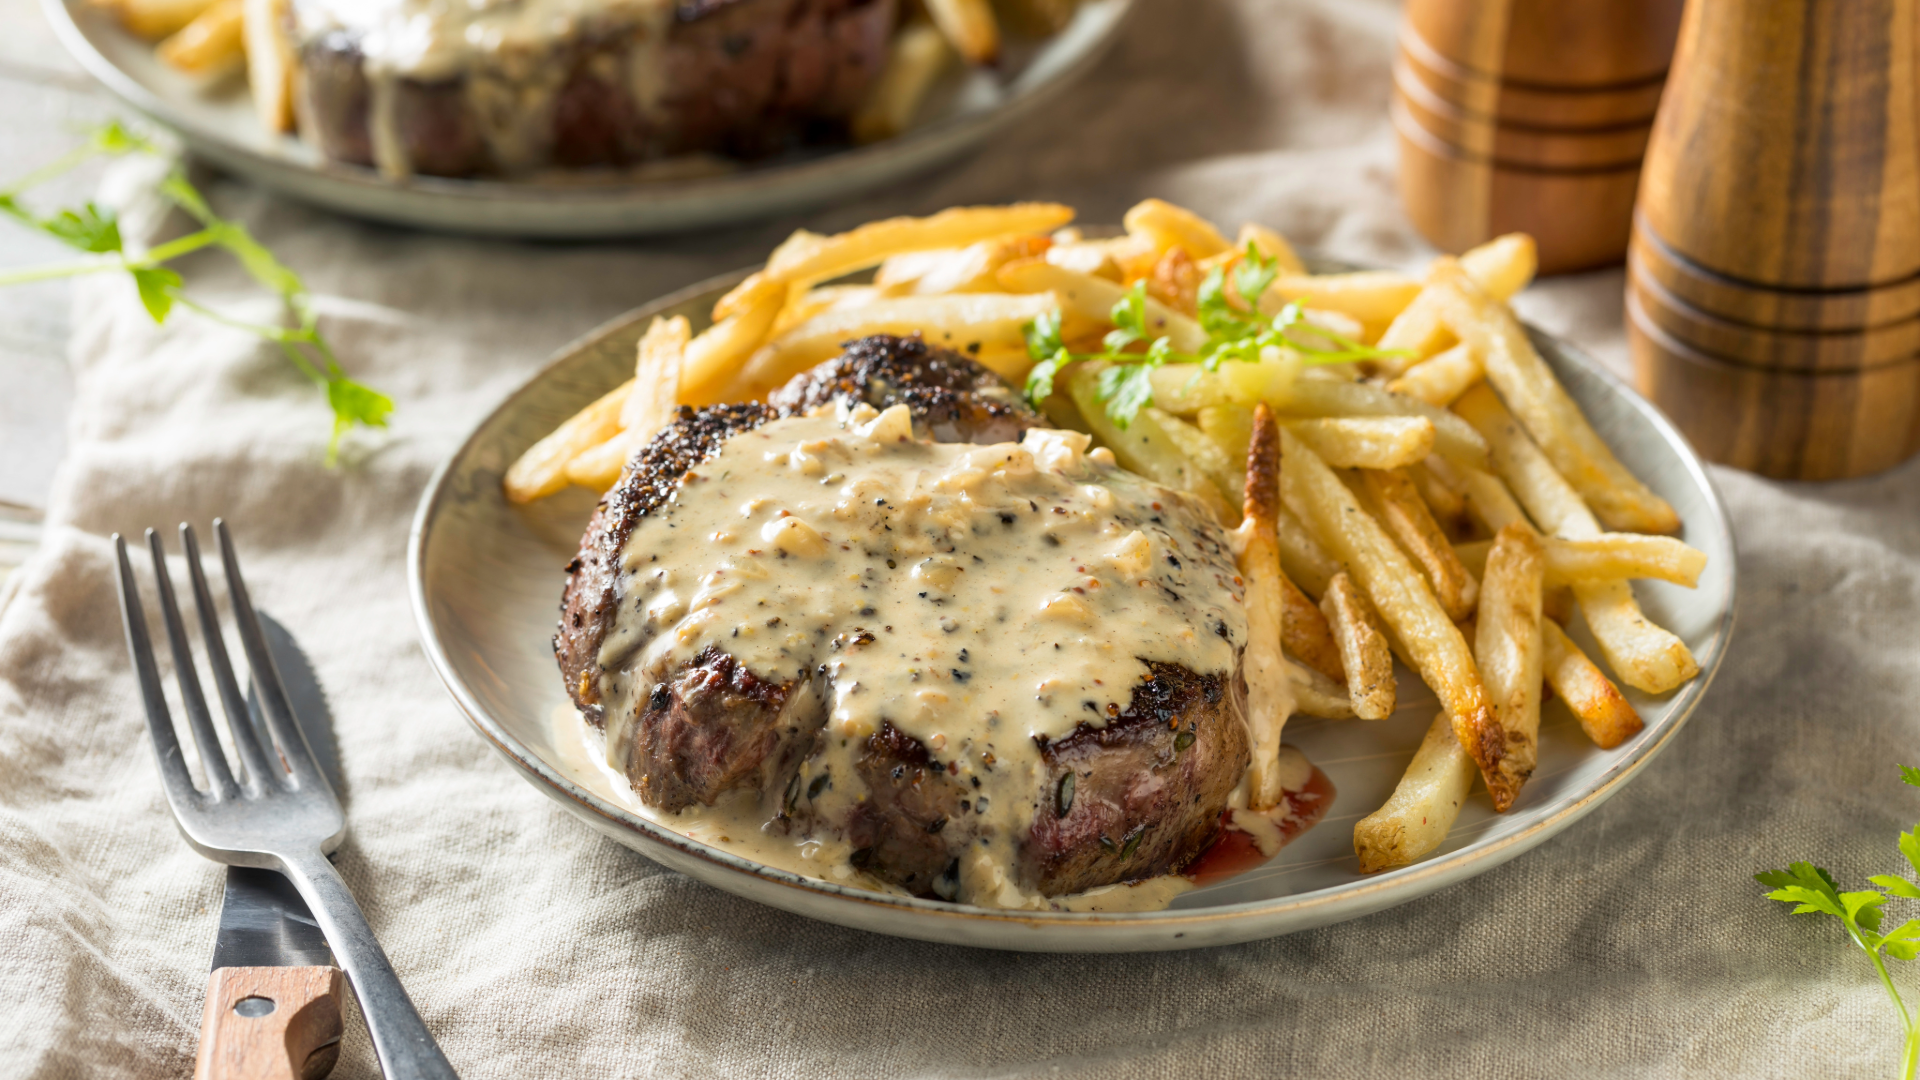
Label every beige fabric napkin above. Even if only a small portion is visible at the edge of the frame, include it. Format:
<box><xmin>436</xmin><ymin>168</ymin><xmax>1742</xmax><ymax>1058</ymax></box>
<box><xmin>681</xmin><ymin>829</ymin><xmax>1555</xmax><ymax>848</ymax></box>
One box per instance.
<box><xmin>2</xmin><ymin>0</ymin><xmax>1912</xmax><ymax>1075</ymax></box>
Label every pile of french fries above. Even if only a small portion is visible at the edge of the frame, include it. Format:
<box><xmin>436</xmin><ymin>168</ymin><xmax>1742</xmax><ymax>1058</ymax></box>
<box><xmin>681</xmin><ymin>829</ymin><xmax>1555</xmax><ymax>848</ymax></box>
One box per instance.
<box><xmin>99</xmin><ymin>0</ymin><xmax>1082</xmax><ymax>149</ymax></box>
<box><xmin>505</xmin><ymin>197</ymin><xmax>1709</xmax><ymax>876</ymax></box>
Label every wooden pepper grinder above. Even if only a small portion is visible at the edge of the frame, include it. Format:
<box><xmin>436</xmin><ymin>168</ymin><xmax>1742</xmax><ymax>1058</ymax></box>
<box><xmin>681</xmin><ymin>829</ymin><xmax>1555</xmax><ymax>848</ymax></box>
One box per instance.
<box><xmin>1628</xmin><ymin>0</ymin><xmax>1920</xmax><ymax>480</ymax></box>
<box><xmin>1393</xmin><ymin>0</ymin><xmax>1685</xmax><ymax>274</ymax></box>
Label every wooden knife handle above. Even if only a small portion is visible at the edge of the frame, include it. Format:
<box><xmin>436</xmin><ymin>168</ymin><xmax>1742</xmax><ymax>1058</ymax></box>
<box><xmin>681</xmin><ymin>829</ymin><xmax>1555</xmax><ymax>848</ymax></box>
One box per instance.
<box><xmin>195</xmin><ymin>966</ymin><xmax>345</xmax><ymax>1080</ymax></box>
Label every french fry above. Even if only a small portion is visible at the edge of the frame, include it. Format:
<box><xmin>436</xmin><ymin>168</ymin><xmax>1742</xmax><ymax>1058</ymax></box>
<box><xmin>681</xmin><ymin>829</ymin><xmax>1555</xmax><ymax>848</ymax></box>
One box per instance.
<box><xmin>156</xmin><ymin>0</ymin><xmax>244</xmax><ymax>75</ymax></box>
<box><xmin>1542</xmin><ymin>533</ymin><xmax>1707</xmax><ymax>588</ymax></box>
<box><xmin>925</xmin><ymin>0</ymin><xmax>1000</xmax><ymax>64</ymax></box>
<box><xmin>1542</xmin><ymin>620</ymin><xmax>1644</xmax><ymax>749</ymax></box>
<box><xmin>1261</xmin><ymin>271</ymin><xmax>1422</xmax><ymax>337</ymax></box>
<box><xmin>1283</xmin><ymin>572</ymin><xmax>1345</xmax><ymax>685</ymax></box>
<box><xmin>1320</xmin><ymin>572</ymin><xmax>1395</xmax><ymax>720</ymax></box>
<box><xmin>1279</xmin><ymin>430</ymin><xmax>1500</xmax><ymax>785</ymax></box>
<box><xmin>1474</xmin><ymin>523</ymin><xmax>1545</xmax><ymax>811</ymax></box>
<box><xmin>1066</xmin><ymin>366</ymin><xmax>1233</xmax><ymax>522</ymax></box>
<box><xmin>1453</xmin><ymin>538</ymin><xmax>1490</xmax><ymax>578</ymax></box>
<box><xmin>1152</xmin><ymin>407</ymin><xmax>1241</xmax><ymax>516</ymax></box>
<box><xmin>1285</xmin><ymin>416</ymin><xmax>1436</xmax><ymax>471</ymax></box>
<box><xmin>677</xmin><ymin>290</ymin><xmax>785</xmax><ymax>406</ymax></box>
<box><xmin>1269</xmin><ymin>379</ymin><xmax>1489</xmax><ymax>470</ymax></box>
<box><xmin>1454</xmin><ymin>385</ymin><xmax>1699</xmax><ymax>693</ymax></box>
<box><xmin>1406</xmin><ymin>459</ymin><xmax>1469</xmax><ymax>534</ymax></box>
<box><xmin>851</xmin><ymin>21</ymin><xmax>954</xmax><ymax>144</ymax></box>
<box><xmin>1431</xmin><ymin>260</ymin><xmax>1680</xmax><ymax>534</ymax></box>
<box><xmin>1373</xmin><ymin>288</ymin><xmax>1452</xmax><ymax>374</ymax></box>
<box><xmin>998</xmin><ymin>258</ymin><xmax>1207</xmax><ymax>352</ymax></box>
<box><xmin>761</xmin><ymin>204</ymin><xmax>1074</xmax><ymax>293</ymax></box>
<box><xmin>770</xmin><ymin>285</ymin><xmax>881</xmax><ymax>336</ymax></box>
<box><xmin>1044</xmin><ymin>240</ymin><xmax>1125</xmax><ymax>281</ymax></box>
<box><xmin>1235</xmin><ymin>222</ymin><xmax>1307</xmax><ymax>276</ymax></box>
<box><xmin>564</xmin><ymin>316</ymin><xmax>694</xmax><ymax>492</ymax></box>
<box><xmin>1234</xmin><ymin>404</ymin><xmax>1296</xmax><ymax>810</ymax></box>
<box><xmin>1293</xmin><ymin>663</ymin><xmax>1356</xmax><ymax>719</ymax></box>
<box><xmin>1196</xmin><ymin>403</ymin><xmax>1254</xmax><ymax>474</ymax></box>
<box><xmin>1375</xmin><ymin>233</ymin><xmax>1539</xmax><ymax>376</ymax></box>
<box><xmin>1453</xmin><ymin>463</ymin><xmax>1530</xmax><ymax>534</ymax></box>
<box><xmin>1276</xmin><ymin>505</ymin><xmax>1339</xmax><ymax>599</ymax></box>
<box><xmin>1460</xmin><ymin>233</ymin><xmax>1538</xmax><ymax>303</ymax></box>
<box><xmin>242</xmin><ymin>0</ymin><xmax>296</xmax><ymax>131</ymax></box>
<box><xmin>729</xmin><ymin>292</ymin><xmax>1058</xmax><ymax>402</ymax></box>
<box><xmin>109</xmin><ymin>0</ymin><xmax>216</xmax><ymax>39</ymax></box>
<box><xmin>504</xmin><ymin>379</ymin><xmax>633</xmax><ymax>504</ymax></box>
<box><xmin>1123</xmin><ymin>198</ymin><xmax>1232</xmax><ymax>259</ymax></box>
<box><xmin>993</xmin><ymin>0</ymin><xmax>1079</xmax><ymax>35</ymax></box>
<box><xmin>1147</xmin><ymin>246</ymin><xmax>1202</xmax><ymax>315</ymax></box>
<box><xmin>1353</xmin><ymin>712</ymin><xmax>1476</xmax><ymax>873</ymax></box>
<box><xmin>1361</xmin><ymin>468</ymin><xmax>1478</xmax><ymax>621</ymax></box>
<box><xmin>1388</xmin><ymin>342</ymin><xmax>1483</xmax><ymax>407</ymax></box>
<box><xmin>876</xmin><ymin>234</ymin><xmax>1049</xmax><ymax>296</ymax></box>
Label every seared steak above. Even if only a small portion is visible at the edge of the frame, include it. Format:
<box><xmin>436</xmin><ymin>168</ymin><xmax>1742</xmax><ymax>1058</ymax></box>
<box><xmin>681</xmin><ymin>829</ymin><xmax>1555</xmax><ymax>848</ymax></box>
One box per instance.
<box><xmin>768</xmin><ymin>333</ymin><xmax>1040</xmax><ymax>445</ymax></box>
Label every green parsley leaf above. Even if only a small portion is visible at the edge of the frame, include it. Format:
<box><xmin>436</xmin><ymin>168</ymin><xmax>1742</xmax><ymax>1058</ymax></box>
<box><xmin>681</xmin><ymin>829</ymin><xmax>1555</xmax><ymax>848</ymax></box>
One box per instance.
<box><xmin>1024</xmin><ymin>309</ymin><xmax>1063</xmax><ymax>362</ymax></box>
<box><xmin>1096</xmin><ymin>362</ymin><xmax>1157</xmax><ymax>430</ymax></box>
<box><xmin>1232</xmin><ymin>240</ymin><xmax>1277</xmax><ymax>309</ymax></box>
<box><xmin>41</xmin><ymin>203</ymin><xmax>121</xmax><ymax>254</ymax></box>
<box><xmin>1875</xmin><ymin>875</ymin><xmax>1920</xmax><ymax>901</ymax></box>
<box><xmin>130</xmin><ymin>266</ymin><xmax>181</xmax><ymax>322</ymax></box>
<box><xmin>1902</xmin><ymin>764</ymin><xmax>1920</xmax><ymax>788</ymax></box>
<box><xmin>1023</xmin><ymin>350</ymin><xmax>1065</xmax><ymax>410</ymax></box>
<box><xmin>1103</xmin><ymin>281</ymin><xmax>1149</xmax><ymax>352</ymax></box>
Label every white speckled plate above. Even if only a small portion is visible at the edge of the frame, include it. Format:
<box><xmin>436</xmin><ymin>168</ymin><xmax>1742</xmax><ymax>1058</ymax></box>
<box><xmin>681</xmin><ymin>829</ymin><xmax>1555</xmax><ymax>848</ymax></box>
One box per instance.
<box><xmin>43</xmin><ymin>0</ymin><xmax>1133</xmax><ymax>237</ymax></box>
<box><xmin>408</xmin><ymin>263</ymin><xmax>1735</xmax><ymax>951</ymax></box>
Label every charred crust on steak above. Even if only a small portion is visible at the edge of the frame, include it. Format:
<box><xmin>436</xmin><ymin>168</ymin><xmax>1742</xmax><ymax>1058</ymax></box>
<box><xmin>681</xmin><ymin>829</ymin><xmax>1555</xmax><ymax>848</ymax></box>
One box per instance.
<box><xmin>838</xmin><ymin>721</ymin><xmax>968</xmax><ymax>891</ymax></box>
<box><xmin>626</xmin><ymin>646</ymin><xmax>818</xmax><ymax>812</ymax></box>
<box><xmin>1024</xmin><ymin>662</ymin><xmax>1251</xmax><ymax>894</ymax></box>
<box><xmin>769</xmin><ymin>334</ymin><xmax>1041</xmax><ymax>444</ymax></box>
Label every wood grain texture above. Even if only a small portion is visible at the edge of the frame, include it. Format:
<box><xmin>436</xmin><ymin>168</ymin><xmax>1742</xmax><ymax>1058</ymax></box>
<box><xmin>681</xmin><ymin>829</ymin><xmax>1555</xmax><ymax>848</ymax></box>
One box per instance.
<box><xmin>1630</xmin><ymin>260</ymin><xmax>1920</xmax><ymax>372</ymax></box>
<box><xmin>195</xmin><ymin>967</ymin><xmax>345</xmax><ymax>1080</ymax></box>
<box><xmin>1637</xmin><ymin>0</ymin><xmax>1920</xmax><ymax>290</ymax></box>
<box><xmin>1393</xmin><ymin>0</ymin><xmax>1681</xmax><ymax>273</ymax></box>
<box><xmin>1630</xmin><ymin>221</ymin><xmax>1920</xmax><ymax>331</ymax></box>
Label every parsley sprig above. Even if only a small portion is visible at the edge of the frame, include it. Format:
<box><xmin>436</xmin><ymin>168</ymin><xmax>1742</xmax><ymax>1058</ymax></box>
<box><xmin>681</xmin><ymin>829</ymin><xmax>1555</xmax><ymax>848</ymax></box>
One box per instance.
<box><xmin>1759</xmin><ymin>765</ymin><xmax>1920</xmax><ymax>1078</ymax></box>
<box><xmin>1021</xmin><ymin>242</ymin><xmax>1409</xmax><ymax>428</ymax></box>
<box><xmin>0</xmin><ymin>122</ymin><xmax>391</xmax><ymax>464</ymax></box>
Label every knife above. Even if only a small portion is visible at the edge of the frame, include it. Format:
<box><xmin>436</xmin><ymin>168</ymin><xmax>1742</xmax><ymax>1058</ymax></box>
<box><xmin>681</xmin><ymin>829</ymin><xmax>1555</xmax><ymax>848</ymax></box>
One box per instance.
<box><xmin>193</xmin><ymin>613</ymin><xmax>347</xmax><ymax>1080</ymax></box>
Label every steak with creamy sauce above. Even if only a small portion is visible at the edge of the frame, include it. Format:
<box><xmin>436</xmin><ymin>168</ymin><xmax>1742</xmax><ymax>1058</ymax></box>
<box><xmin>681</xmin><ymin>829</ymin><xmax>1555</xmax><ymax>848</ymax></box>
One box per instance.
<box><xmin>556</xmin><ymin>336</ymin><xmax>1252</xmax><ymax>901</ymax></box>
<box><xmin>293</xmin><ymin>0</ymin><xmax>896</xmax><ymax>177</ymax></box>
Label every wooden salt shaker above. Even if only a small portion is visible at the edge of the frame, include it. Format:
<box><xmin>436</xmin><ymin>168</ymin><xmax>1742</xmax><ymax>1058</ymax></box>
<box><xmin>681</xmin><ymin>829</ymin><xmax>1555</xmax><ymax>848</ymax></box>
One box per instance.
<box><xmin>1393</xmin><ymin>0</ymin><xmax>1684</xmax><ymax>274</ymax></box>
<box><xmin>1628</xmin><ymin>0</ymin><xmax>1920</xmax><ymax>480</ymax></box>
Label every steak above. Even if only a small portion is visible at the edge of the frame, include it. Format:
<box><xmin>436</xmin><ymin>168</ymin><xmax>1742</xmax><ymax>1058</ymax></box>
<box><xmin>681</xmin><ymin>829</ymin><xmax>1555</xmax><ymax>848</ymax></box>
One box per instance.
<box><xmin>556</xmin><ymin>337</ymin><xmax>1251</xmax><ymax>901</ymax></box>
<box><xmin>292</xmin><ymin>0</ymin><xmax>896</xmax><ymax>177</ymax></box>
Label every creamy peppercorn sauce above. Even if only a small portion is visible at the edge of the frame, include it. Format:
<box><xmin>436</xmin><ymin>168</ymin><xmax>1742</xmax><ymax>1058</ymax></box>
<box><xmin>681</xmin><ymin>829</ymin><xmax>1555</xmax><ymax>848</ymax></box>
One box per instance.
<box><xmin>583</xmin><ymin>402</ymin><xmax>1262</xmax><ymax>911</ymax></box>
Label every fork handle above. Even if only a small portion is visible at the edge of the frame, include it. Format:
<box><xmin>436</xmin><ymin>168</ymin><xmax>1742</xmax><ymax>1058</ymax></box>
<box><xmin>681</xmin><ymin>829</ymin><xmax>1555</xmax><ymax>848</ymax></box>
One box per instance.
<box><xmin>279</xmin><ymin>851</ymin><xmax>460</xmax><ymax>1080</ymax></box>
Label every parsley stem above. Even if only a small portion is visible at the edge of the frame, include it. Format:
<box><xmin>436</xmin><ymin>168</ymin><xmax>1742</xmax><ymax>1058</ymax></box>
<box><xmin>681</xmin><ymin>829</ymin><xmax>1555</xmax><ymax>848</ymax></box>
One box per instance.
<box><xmin>0</xmin><ymin>229</ymin><xmax>220</xmax><ymax>286</ymax></box>
<box><xmin>1855</xmin><ymin>925</ymin><xmax>1918</xmax><ymax>1079</ymax></box>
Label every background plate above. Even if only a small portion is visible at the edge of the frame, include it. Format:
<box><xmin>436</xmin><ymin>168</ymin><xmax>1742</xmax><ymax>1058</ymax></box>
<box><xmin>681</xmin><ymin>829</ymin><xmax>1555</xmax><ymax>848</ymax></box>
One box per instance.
<box><xmin>408</xmin><ymin>264</ymin><xmax>1735</xmax><ymax>952</ymax></box>
<box><xmin>43</xmin><ymin>0</ymin><xmax>1133</xmax><ymax>237</ymax></box>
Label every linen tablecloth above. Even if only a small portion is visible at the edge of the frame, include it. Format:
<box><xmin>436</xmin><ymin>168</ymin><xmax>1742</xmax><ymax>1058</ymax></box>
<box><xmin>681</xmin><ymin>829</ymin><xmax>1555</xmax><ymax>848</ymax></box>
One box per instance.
<box><xmin>3</xmin><ymin>0</ymin><xmax>1912</xmax><ymax>1075</ymax></box>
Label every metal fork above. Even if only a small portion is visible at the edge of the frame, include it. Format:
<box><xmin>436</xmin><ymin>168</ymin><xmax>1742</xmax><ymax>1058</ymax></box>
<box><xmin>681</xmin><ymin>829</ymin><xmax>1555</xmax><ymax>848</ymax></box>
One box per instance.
<box><xmin>114</xmin><ymin>521</ymin><xmax>459</xmax><ymax>1080</ymax></box>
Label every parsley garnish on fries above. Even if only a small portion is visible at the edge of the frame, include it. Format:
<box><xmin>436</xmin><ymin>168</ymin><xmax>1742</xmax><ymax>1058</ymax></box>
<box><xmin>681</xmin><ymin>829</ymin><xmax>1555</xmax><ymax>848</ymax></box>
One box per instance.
<box><xmin>1759</xmin><ymin>766</ymin><xmax>1920</xmax><ymax>1078</ymax></box>
<box><xmin>1022</xmin><ymin>243</ymin><xmax>1410</xmax><ymax>427</ymax></box>
<box><xmin>0</xmin><ymin>122</ymin><xmax>391</xmax><ymax>465</ymax></box>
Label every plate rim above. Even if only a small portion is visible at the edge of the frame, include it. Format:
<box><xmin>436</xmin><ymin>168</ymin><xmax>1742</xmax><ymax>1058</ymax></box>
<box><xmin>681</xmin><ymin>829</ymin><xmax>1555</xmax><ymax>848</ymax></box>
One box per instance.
<box><xmin>43</xmin><ymin>0</ymin><xmax>1137</xmax><ymax>235</ymax></box>
<box><xmin>406</xmin><ymin>263</ymin><xmax>1738</xmax><ymax>946</ymax></box>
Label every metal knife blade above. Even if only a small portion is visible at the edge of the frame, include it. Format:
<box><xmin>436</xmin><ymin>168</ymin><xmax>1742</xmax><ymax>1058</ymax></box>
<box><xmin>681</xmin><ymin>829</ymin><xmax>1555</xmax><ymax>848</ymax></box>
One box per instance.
<box><xmin>219</xmin><ymin>611</ymin><xmax>340</xmax><ymax>972</ymax></box>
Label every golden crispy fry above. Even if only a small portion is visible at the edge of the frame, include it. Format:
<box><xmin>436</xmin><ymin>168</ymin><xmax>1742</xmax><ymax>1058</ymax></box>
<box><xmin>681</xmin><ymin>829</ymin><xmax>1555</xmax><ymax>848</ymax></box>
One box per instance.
<box><xmin>1234</xmin><ymin>404</ymin><xmax>1297</xmax><ymax>809</ymax></box>
<box><xmin>1152</xmin><ymin>407</ymin><xmax>1241</xmax><ymax>518</ymax></box>
<box><xmin>770</xmin><ymin>285</ymin><xmax>880</xmax><ymax>336</ymax></box>
<box><xmin>1453</xmin><ymin>463</ymin><xmax>1531</xmax><ymax>533</ymax></box>
<box><xmin>1388</xmin><ymin>343</ymin><xmax>1483</xmax><ymax>407</ymax></box>
<box><xmin>1148</xmin><ymin>246</ymin><xmax>1202</xmax><ymax>316</ymax></box>
<box><xmin>1271</xmin><ymin>379</ymin><xmax>1489</xmax><ymax>470</ymax></box>
<box><xmin>1276</xmin><ymin>504</ymin><xmax>1339</xmax><ymax>599</ymax></box>
<box><xmin>1196</xmin><ymin>403</ymin><xmax>1253</xmax><ymax>475</ymax></box>
<box><xmin>1543</xmin><ymin>533</ymin><xmax>1707</xmax><ymax>588</ymax></box>
<box><xmin>1475</xmin><ymin>524</ymin><xmax>1544</xmax><ymax>812</ymax></box>
<box><xmin>1542</xmin><ymin>620</ymin><xmax>1644</xmax><ymax>749</ymax></box>
<box><xmin>1362</xmin><ymin>468</ymin><xmax>1479</xmax><ymax>622</ymax></box>
<box><xmin>504</xmin><ymin>379</ymin><xmax>632</xmax><ymax>504</ymax></box>
<box><xmin>1293</xmin><ymin>662</ymin><xmax>1357</xmax><ymax>719</ymax></box>
<box><xmin>677</xmin><ymin>298</ymin><xmax>784</xmax><ymax>406</ymax></box>
<box><xmin>1285</xmin><ymin>416</ymin><xmax>1436</xmax><ymax>471</ymax></box>
<box><xmin>1407</xmin><ymin>459</ymin><xmax>1469</xmax><ymax>534</ymax></box>
<box><xmin>111</xmin><ymin>0</ymin><xmax>217</xmax><ymax>39</ymax></box>
<box><xmin>1460</xmin><ymin>233</ymin><xmax>1538</xmax><ymax>303</ymax></box>
<box><xmin>1123</xmin><ymin>198</ymin><xmax>1232</xmax><ymax>259</ymax></box>
<box><xmin>1454</xmin><ymin>385</ymin><xmax>1699</xmax><ymax>693</ymax></box>
<box><xmin>761</xmin><ymin>204</ymin><xmax>1074</xmax><ymax>293</ymax></box>
<box><xmin>994</xmin><ymin>0</ymin><xmax>1079</xmax><ymax>35</ymax></box>
<box><xmin>851</xmin><ymin>21</ymin><xmax>954</xmax><ymax>143</ymax></box>
<box><xmin>730</xmin><ymin>292</ymin><xmax>1058</xmax><ymax>402</ymax></box>
<box><xmin>1431</xmin><ymin>261</ymin><xmax>1679</xmax><ymax>534</ymax></box>
<box><xmin>997</xmin><ymin>258</ymin><xmax>1208</xmax><ymax>352</ymax></box>
<box><xmin>1373</xmin><ymin>287</ymin><xmax>1452</xmax><ymax>375</ymax></box>
<box><xmin>566</xmin><ymin>316</ymin><xmax>693</xmax><ymax>492</ymax></box>
<box><xmin>1283</xmin><ymin>571</ymin><xmax>1345</xmax><ymax>685</ymax></box>
<box><xmin>1066</xmin><ymin>366</ymin><xmax>1233</xmax><ymax>522</ymax></box>
<box><xmin>1044</xmin><ymin>240</ymin><xmax>1125</xmax><ymax>281</ymax></box>
<box><xmin>926</xmin><ymin>0</ymin><xmax>1000</xmax><ymax>63</ymax></box>
<box><xmin>1280</xmin><ymin>430</ymin><xmax>1497</xmax><ymax>778</ymax></box>
<box><xmin>875</xmin><ymin>234</ymin><xmax>1050</xmax><ymax>296</ymax></box>
<box><xmin>1235</xmin><ymin>222</ymin><xmax>1307</xmax><ymax>276</ymax></box>
<box><xmin>1261</xmin><ymin>271</ymin><xmax>1422</xmax><ymax>338</ymax></box>
<box><xmin>1320</xmin><ymin>572</ymin><xmax>1395</xmax><ymax>720</ymax></box>
<box><xmin>1353</xmin><ymin>712</ymin><xmax>1476</xmax><ymax>873</ymax></box>
<box><xmin>156</xmin><ymin>0</ymin><xmax>243</xmax><ymax>75</ymax></box>
<box><xmin>243</xmin><ymin>0</ymin><xmax>296</xmax><ymax>130</ymax></box>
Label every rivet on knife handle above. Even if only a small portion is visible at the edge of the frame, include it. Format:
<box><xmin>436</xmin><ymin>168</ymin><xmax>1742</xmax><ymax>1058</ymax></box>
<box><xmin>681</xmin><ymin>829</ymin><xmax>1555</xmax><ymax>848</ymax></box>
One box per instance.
<box><xmin>194</xmin><ymin>966</ymin><xmax>344</xmax><ymax>1080</ymax></box>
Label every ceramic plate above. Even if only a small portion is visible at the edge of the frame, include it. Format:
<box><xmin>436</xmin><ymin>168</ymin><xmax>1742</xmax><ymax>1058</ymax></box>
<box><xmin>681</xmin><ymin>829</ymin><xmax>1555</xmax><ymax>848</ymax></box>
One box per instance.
<box><xmin>43</xmin><ymin>0</ymin><xmax>1133</xmax><ymax>237</ymax></box>
<box><xmin>408</xmin><ymin>265</ymin><xmax>1735</xmax><ymax>952</ymax></box>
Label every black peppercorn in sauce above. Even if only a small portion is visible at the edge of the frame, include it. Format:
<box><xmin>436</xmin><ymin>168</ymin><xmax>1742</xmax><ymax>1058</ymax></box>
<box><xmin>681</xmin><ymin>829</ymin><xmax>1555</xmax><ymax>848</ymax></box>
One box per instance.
<box><xmin>588</xmin><ymin>403</ymin><xmax>1250</xmax><ymax>910</ymax></box>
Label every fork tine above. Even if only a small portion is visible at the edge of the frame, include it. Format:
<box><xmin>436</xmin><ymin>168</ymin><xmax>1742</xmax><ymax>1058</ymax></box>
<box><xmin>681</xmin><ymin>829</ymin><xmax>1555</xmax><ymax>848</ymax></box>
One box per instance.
<box><xmin>179</xmin><ymin>523</ymin><xmax>282</xmax><ymax>791</ymax></box>
<box><xmin>214</xmin><ymin>519</ymin><xmax>327</xmax><ymax>793</ymax></box>
<box><xmin>145</xmin><ymin>530</ymin><xmax>239</xmax><ymax>800</ymax></box>
<box><xmin>113</xmin><ymin>533</ymin><xmax>202</xmax><ymax>812</ymax></box>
